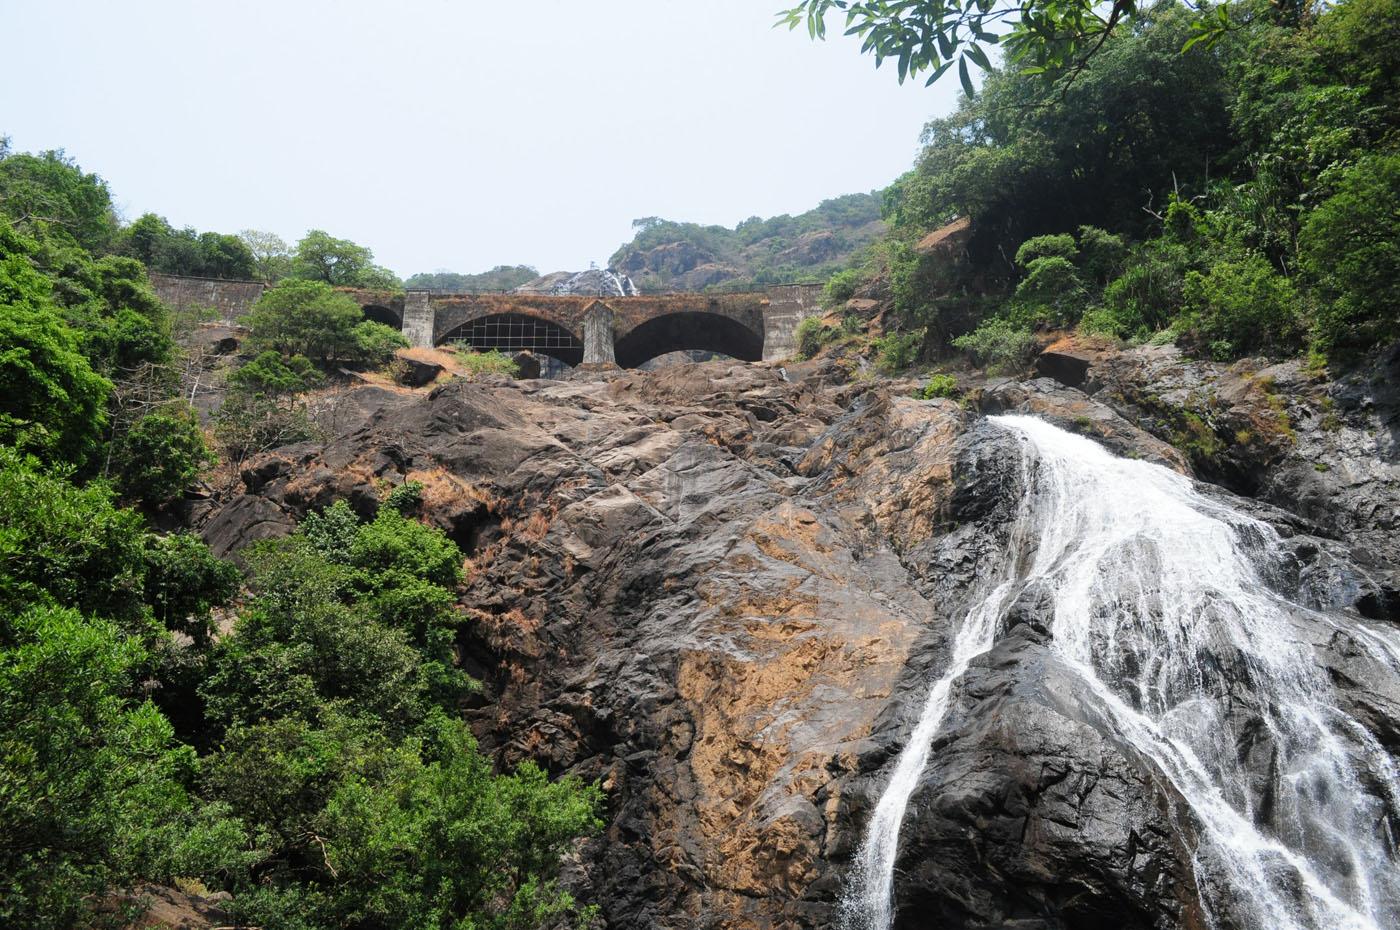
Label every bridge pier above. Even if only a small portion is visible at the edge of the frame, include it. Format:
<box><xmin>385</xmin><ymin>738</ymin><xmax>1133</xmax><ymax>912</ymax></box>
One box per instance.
<box><xmin>403</xmin><ymin>291</ymin><xmax>436</xmax><ymax>348</ymax></box>
<box><xmin>761</xmin><ymin>284</ymin><xmax>824</xmax><ymax>362</ymax></box>
<box><xmin>580</xmin><ymin>301</ymin><xmax>617</xmax><ymax>368</ymax></box>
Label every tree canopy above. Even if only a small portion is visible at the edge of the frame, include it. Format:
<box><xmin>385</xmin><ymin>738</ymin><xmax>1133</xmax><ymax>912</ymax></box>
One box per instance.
<box><xmin>291</xmin><ymin>229</ymin><xmax>402</xmax><ymax>289</ymax></box>
<box><xmin>119</xmin><ymin>213</ymin><xmax>258</xmax><ymax>280</ymax></box>
<box><xmin>780</xmin><ymin>0</ymin><xmax>1187</xmax><ymax>92</ymax></box>
<box><xmin>0</xmin><ymin>146</ymin><xmax>118</xmax><ymax>252</ymax></box>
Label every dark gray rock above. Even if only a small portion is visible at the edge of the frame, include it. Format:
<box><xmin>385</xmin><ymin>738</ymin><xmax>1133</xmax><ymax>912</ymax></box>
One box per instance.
<box><xmin>187</xmin><ymin>348</ymin><xmax>1400</xmax><ymax>930</ymax></box>
<box><xmin>394</xmin><ymin>356</ymin><xmax>445</xmax><ymax>387</ymax></box>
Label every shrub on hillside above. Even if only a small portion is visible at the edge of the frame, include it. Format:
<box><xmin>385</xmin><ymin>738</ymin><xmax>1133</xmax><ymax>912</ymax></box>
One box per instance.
<box><xmin>458</xmin><ymin>349</ymin><xmax>519</xmax><ymax>378</ymax></box>
<box><xmin>113</xmin><ymin>405</ymin><xmax>215</xmax><ymax>506</ymax></box>
<box><xmin>1014</xmin><ymin>234</ymin><xmax>1078</xmax><ymax>265</ymax></box>
<box><xmin>1299</xmin><ymin>153</ymin><xmax>1400</xmax><ymax>353</ymax></box>
<box><xmin>795</xmin><ymin>316</ymin><xmax>836</xmax><ymax>359</ymax></box>
<box><xmin>1094</xmin><ymin>243</ymin><xmax>1190</xmax><ymax>340</ymax></box>
<box><xmin>823</xmin><ymin>267</ymin><xmax>865</xmax><ymax>307</ymax></box>
<box><xmin>874</xmin><ymin>330</ymin><xmax>923</xmax><ymax>373</ymax></box>
<box><xmin>1181</xmin><ymin>253</ymin><xmax>1304</xmax><ymax>359</ymax></box>
<box><xmin>914</xmin><ymin>373</ymin><xmax>960</xmax><ymax>399</ymax></box>
<box><xmin>953</xmin><ymin>317</ymin><xmax>1038</xmax><ymax>372</ymax></box>
<box><xmin>351</xmin><ymin>320</ymin><xmax>409</xmax><ymax>368</ymax></box>
<box><xmin>216</xmin><ymin>351</ymin><xmax>322</xmax><ymax>462</ymax></box>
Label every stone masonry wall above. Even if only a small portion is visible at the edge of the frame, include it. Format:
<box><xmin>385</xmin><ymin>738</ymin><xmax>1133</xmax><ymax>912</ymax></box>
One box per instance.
<box><xmin>761</xmin><ymin>284</ymin><xmax>824</xmax><ymax>362</ymax></box>
<box><xmin>150</xmin><ymin>273</ymin><xmax>265</xmax><ymax>323</ymax></box>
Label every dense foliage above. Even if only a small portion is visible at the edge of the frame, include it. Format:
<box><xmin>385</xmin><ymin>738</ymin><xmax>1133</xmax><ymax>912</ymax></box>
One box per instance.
<box><xmin>819</xmin><ymin>0</ymin><xmax>1400</xmax><ymax>368</ymax></box>
<box><xmin>246</xmin><ymin>279</ymin><xmax>408</xmax><ymax>364</ymax></box>
<box><xmin>0</xmin><ymin>243</ymin><xmax>111</xmax><ymax>468</ymax></box>
<box><xmin>1</xmin><ymin>139</ymin><xmax>600</xmax><ymax>930</ymax></box>
<box><xmin>0</xmin><ymin>144</ymin><xmax>118</xmax><ymax>253</ymax></box>
<box><xmin>0</xmin><ymin>445</ymin><xmax>602</xmax><ymax>929</ymax></box>
<box><xmin>118</xmin><ymin>213</ymin><xmax>258</xmax><ymax>280</ymax></box>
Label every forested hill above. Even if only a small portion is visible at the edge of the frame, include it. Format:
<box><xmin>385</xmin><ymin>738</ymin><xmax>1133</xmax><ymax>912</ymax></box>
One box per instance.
<box><xmin>608</xmin><ymin>191</ymin><xmax>885</xmax><ymax>292</ymax></box>
<box><xmin>403</xmin><ymin>265</ymin><xmax>539</xmax><ymax>292</ymax></box>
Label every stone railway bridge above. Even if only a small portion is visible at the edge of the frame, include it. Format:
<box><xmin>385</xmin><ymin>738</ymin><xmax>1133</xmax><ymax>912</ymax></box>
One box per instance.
<box><xmin>151</xmin><ymin>273</ymin><xmax>823</xmax><ymax>368</ymax></box>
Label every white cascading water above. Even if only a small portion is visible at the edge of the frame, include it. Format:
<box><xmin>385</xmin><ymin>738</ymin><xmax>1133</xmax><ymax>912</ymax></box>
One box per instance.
<box><xmin>844</xmin><ymin>414</ymin><xmax>1400</xmax><ymax>930</ymax></box>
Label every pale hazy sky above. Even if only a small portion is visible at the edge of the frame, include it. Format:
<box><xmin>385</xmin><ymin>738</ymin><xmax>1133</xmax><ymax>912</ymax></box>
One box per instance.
<box><xmin>1</xmin><ymin>0</ymin><xmax>960</xmax><ymax>276</ymax></box>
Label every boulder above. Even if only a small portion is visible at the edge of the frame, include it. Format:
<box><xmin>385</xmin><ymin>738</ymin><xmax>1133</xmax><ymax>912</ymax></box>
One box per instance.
<box><xmin>395</xmin><ymin>356</ymin><xmax>444</xmax><ymax>387</ymax></box>
<box><xmin>512</xmin><ymin>351</ymin><xmax>542</xmax><ymax>379</ymax></box>
<box><xmin>1035</xmin><ymin>348</ymin><xmax>1095</xmax><ymax>390</ymax></box>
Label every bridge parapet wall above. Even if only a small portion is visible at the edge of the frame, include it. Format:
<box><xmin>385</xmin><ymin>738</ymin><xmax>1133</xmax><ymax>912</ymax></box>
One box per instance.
<box><xmin>149</xmin><ymin>272</ymin><xmax>266</xmax><ymax>323</ymax></box>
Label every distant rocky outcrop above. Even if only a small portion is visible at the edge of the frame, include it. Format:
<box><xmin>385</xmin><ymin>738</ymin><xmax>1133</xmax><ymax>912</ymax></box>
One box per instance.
<box><xmin>511</xmin><ymin>267</ymin><xmax>639</xmax><ymax>297</ymax></box>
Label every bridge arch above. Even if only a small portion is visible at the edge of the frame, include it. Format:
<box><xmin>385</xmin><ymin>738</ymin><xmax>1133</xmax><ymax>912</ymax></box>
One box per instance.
<box><xmin>613</xmin><ymin>311</ymin><xmax>763</xmax><ymax>369</ymax></box>
<box><xmin>438</xmin><ymin>312</ymin><xmax>584</xmax><ymax>366</ymax></box>
<box><xmin>362</xmin><ymin>303</ymin><xmax>402</xmax><ymax>329</ymax></box>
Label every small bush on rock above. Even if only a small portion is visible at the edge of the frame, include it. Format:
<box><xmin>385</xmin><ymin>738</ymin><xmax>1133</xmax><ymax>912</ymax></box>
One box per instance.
<box><xmin>914</xmin><ymin>373</ymin><xmax>960</xmax><ymax>399</ymax></box>
<box><xmin>823</xmin><ymin>267</ymin><xmax>865</xmax><ymax>307</ymax></box>
<box><xmin>795</xmin><ymin>316</ymin><xmax>836</xmax><ymax>359</ymax></box>
<box><xmin>458</xmin><ymin>349</ymin><xmax>520</xmax><ymax>378</ymax></box>
<box><xmin>953</xmin><ymin>318</ymin><xmax>1037</xmax><ymax>372</ymax></box>
<box><xmin>874</xmin><ymin>331</ymin><xmax>923</xmax><ymax>373</ymax></box>
<box><xmin>350</xmin><ymin>320</ymin><xmax>409</xmax><ymax>368</ymax></box>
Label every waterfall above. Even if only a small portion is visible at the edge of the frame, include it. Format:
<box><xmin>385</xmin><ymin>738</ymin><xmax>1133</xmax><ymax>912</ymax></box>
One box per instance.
<box><xmin>845</xmin><ymin>414</ymin><xmax>1400</xmax><ymax>930</ymax></box>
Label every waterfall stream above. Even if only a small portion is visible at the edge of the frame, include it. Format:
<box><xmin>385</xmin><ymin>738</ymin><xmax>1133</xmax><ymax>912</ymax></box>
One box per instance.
<box><xmin>845</xmin><ymin>415</ymin><xmax>1400</xmax><ymax>930</ymax></box>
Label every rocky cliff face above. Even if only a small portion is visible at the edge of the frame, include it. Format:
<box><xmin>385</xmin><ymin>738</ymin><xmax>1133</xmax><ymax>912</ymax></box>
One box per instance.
<box><xmin>193</xmin><ymin>344</ymin><xmax>1400</xmax><ymax>929</ymax></box>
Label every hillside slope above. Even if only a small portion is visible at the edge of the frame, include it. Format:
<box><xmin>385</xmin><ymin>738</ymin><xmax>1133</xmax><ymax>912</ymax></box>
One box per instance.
<box><xmin>609</xmin><ymin>192</ymin><xmax>884</xmax><ymax>293</ymax></box>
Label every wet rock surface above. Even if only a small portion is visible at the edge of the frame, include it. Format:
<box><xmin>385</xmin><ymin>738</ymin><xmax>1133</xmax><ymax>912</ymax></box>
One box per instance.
<box><xmin>194</xmin><ymin>344</ymin><xmax>1400</xmax><ymax>929</ymax></box>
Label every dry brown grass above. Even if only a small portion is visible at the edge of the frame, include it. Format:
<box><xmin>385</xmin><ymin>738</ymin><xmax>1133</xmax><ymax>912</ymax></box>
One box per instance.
<box><xmin>517</xmin><ymin>509</ymin><xmax>553</xmax><ymax>542</ymax></box>
<box><xmin>407</xmin><ymin>467</ymin><xmax>495</xmax><ymax>513</ymax></box>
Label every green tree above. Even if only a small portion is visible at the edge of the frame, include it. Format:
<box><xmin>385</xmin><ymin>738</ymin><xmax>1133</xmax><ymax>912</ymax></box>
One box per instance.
<box><xmin>0</xmin><ymin>605</ymin><xmax>241</xmax><ymax>930</ymax></box>
<box><xmin>238</xmin><ymin>228</ymin><xmax>294</xmax><ymax>282</ymax></box>
<box><xmin>142</xmin><ymin>532</ymin><xmax>241</xmax><ymax>646</ymax></box>
<box><xmin>196</xmin><ymin>231</ymin><xmax>257</xmax><ymax>280</ymax></box>
<box><xmin>0</xmin><ymin>147</ymin><xmax>118</xmax><ymax>252</ymax></box>
<box><xmin>1299</xmin><ymin>153</ymin><xmax>1400</xmax><ymax>353</ymax></box>
<box><xmin>198</xmin><ymin>497</ymin><xmax>600</xmax><ymax>930</ymax></box>
<box><xmin>0</xmin><ymin>229</ymin><xmax>111</xmax><ymax>469</ymax></box>
<box><xmin>215</xmin><ymin>351</ymin><xmax>322</xmax><ymax>462</ymax></box>
<box><xmin>351</xmin><ymin>320</ymin><xmax>409</xmax><ymax>367</ymax></box>
<box><xmin>113</xmin><ymin>405</ymin><xmax>216</xmax><ymax>506</ymax></box>
<box><xmin>246</xmin><ymin>279</ymin><xmax>364</xmax><ymax>362</ymax></box>
<box><xmin>780</xmin><ymin>0</ymin><xmax>1178</xmax><ymax>92</ymax></box>
<box><xmin>243</xmin><ymin>284</ymin><xmax>406</xmax><ymax>368</ymax></box>
<box><xmin>0</xmin><ymin>451</ymin><xmax>245</xmax><ymax>929</ymax></box>
<box><xmin>292</xmin><ymin>230</ymin><xmax>401</xmax><ymax>288</ymax></box>
<box><xmin>119</xmin><ymin>214</ymin><xmax>256</xmax><ymax>280</ymax></box>
<box><xmin>122</xmin><ymin>212</ymin><xmax>175</xmax><ymax>267</ymax></box>
<box><xmin>0</xmin><ymin>447</ymin><xmax>149</xmax><ymax>626</ymax></box>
